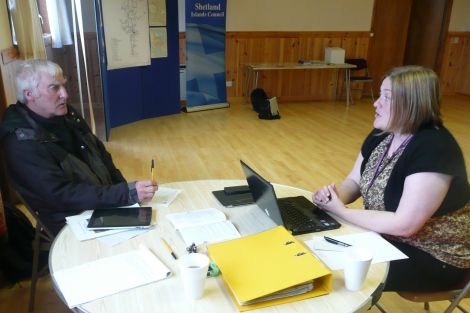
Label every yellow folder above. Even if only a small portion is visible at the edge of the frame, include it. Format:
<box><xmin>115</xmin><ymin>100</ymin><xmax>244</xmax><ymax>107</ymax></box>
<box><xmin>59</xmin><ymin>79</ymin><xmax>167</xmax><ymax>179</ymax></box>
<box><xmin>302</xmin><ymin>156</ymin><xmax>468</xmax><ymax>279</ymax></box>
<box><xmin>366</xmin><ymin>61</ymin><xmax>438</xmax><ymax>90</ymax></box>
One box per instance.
<box><xmin>207</xmin><ymin>226</ymin><xmax>332</xmax><ymax>311</ymax></box>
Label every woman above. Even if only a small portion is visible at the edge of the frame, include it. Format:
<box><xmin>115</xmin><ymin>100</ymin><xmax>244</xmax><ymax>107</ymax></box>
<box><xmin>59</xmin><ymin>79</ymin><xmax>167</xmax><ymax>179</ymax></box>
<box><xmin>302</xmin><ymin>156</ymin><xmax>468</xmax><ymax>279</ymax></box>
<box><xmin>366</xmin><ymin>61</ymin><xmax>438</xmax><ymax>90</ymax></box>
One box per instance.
<box><xmin>313</xmin><ymin>66</ymin><xmax>470</xmax><ymax>291</ymax></box>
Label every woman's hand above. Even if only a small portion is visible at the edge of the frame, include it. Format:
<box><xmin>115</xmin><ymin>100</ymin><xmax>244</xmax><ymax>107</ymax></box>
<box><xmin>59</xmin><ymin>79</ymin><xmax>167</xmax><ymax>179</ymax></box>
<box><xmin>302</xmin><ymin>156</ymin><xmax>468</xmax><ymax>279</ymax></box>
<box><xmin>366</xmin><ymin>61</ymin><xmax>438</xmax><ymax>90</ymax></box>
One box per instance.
<box><xmin>313</xmin><ymin>183</ymin><xmax>345</xmax><ymax>215</ymax></box>
<box><xmin>313</xmin><ymin>183</ymin><xmax>333</xmax><ymax>204</ymax></box>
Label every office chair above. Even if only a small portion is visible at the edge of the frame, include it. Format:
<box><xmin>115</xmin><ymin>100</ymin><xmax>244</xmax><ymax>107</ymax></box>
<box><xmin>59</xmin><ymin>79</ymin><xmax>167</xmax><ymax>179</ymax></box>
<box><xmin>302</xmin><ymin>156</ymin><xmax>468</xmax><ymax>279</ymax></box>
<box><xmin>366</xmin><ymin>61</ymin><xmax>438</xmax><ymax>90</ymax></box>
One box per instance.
<box><xmin>12</xmin><ymin>189</ymin><xmax>54</xmax><ymax>312</ymax></box>
<box><xmin>396</xmin><ymin>277</ymin><xmax>470</xmax><ymax>313</ymax></box>
<box><xmin>345</xmin><ymin>58</ymin><xmax>374</xmax><ymax>104</ymax></box>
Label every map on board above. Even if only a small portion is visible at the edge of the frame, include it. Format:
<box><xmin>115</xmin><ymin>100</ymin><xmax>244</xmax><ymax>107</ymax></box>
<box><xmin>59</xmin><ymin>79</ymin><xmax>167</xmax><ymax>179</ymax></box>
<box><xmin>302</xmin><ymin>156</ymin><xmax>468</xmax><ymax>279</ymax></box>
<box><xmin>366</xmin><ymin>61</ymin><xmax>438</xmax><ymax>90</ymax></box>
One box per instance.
<box><xmin>148</xmin><ymin>0</ymin><xmax>166</xmax><ymax>26</ymax></box>
<box><xmin>102</xmin><ymin>0</ymin><xmax>150</xmax><ymax>70</ymax></box>
<box><xmin>150</xmin><ymin>27</ymin><xmax>168</xmax><ymax>58</ymax></box>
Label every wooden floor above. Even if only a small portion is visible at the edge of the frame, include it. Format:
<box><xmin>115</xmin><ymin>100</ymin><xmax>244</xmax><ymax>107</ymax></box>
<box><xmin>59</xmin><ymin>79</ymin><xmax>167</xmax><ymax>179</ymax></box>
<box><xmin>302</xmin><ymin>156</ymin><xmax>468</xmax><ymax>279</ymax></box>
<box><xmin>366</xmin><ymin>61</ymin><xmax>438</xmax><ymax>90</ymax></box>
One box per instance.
<box><xmin>1</xmin><ymin>95</ymin><xmax>469</xmax><ymax>312</ymax></box>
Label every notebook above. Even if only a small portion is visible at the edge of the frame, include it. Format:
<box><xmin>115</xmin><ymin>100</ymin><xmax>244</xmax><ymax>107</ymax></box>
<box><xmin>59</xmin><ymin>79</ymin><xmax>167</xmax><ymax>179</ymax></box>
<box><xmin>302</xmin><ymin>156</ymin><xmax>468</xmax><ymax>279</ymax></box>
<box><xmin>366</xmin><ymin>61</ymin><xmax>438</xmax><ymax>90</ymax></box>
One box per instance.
<box><xmin>240</xmin><ymin>160</ymin><xmax>341</xmax><ymax>235</ymax></box>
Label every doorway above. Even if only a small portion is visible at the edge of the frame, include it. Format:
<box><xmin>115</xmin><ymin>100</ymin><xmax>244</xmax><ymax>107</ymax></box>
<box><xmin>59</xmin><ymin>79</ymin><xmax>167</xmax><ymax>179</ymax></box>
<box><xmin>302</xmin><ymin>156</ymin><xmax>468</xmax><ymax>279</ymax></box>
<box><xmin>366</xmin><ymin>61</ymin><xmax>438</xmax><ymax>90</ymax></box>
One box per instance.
<box><xmin>368</xmin><ymin>0</ymin><xmax>453</xmax><ymax>92</ymax></box>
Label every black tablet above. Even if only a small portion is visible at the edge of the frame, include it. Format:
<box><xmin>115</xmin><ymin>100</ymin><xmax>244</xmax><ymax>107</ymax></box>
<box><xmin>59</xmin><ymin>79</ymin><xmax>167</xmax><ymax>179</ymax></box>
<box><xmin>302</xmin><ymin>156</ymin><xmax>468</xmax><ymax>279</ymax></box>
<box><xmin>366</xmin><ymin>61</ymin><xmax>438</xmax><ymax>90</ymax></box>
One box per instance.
<box><xmin>87</xmin><ymin>207</ymin><xmax>152</xmax><ymax>230</ymax></box>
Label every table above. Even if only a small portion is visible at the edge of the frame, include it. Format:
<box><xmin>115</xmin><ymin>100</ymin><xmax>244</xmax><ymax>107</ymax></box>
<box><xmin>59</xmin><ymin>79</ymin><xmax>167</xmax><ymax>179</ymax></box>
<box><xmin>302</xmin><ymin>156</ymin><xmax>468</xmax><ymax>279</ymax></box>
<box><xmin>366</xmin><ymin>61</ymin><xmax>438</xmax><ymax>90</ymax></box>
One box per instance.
<box><xmin>50</xmin><ymin>180</ymin><xmax>388</xmax><ymax>313</ymax></box>
<box><xmin>245</xmin><ymin>62</ymin><xmax>356</xmax><ymax>105</ymax></box>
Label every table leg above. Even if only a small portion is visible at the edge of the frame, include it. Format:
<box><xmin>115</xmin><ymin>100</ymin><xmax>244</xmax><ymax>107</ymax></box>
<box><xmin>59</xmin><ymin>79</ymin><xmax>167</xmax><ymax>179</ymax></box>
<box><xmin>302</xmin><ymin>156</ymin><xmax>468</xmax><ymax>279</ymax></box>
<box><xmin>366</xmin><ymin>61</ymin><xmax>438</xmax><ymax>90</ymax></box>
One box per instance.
<box><xmin>254</xmin><ymin>70</ymin><xmax>259</xmax><ymax>90</ymax></box>
<box><xmin>345</xmin><ymin>68</ymin><xmax>351</xmax><ymax>106</ymax></box>
<box><xmin>333</xmin><ymin>69</ymin><xmax>339</xmax><ymax>102</ymax></box>
<box><xmin>245</xmin><ymin>65</ymin><xmax>252</xmax><ymax>103</ymax></box>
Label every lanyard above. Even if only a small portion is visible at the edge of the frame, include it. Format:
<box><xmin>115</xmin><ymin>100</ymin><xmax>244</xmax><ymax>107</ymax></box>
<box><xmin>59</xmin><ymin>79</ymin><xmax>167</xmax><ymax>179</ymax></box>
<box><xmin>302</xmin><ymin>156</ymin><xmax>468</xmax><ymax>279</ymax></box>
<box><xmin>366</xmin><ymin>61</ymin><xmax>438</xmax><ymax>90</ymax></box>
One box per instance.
<box><xmin>365</xmin><ymin>134</ymin><xmax>414</xmax><ymax>197</ymax></box>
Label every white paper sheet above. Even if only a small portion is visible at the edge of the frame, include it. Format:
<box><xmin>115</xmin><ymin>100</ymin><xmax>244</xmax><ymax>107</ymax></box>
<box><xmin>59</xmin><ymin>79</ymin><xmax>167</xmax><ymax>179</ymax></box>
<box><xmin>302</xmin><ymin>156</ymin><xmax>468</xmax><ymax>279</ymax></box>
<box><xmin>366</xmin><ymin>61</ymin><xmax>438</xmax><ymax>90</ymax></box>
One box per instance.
<box><xmin>97</xmin><ymin>228</ymin><xmax>150</xmax><ymax>246</ymax></box>
<box><xmin>166</xmin><ymin>208</ymin><xmax>241</xmax><ymax>246</ymax></box>
<box><xmin>154</xmin><ymin>187</ymin><xmax>182</xmax><ymax>207</ymax></box>
<box><xmin>305</xmin><ymin>231</ymin><xmax>408</xmax><ymax>270</ymax></box>
<box><xmin>53</xmin><ymin>245</ymin><xmax>171</xmax><ymax>308</ymax></box>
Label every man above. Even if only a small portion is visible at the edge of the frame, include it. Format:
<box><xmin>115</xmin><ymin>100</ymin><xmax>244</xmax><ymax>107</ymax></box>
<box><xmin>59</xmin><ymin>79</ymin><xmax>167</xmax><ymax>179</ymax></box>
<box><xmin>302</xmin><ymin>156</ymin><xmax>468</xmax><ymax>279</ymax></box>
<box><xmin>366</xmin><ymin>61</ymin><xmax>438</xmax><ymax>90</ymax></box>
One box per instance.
<box><xmin>0</xmin><ymin>59</ymin><xmax>157</xmax><ymax>235</ymax></box>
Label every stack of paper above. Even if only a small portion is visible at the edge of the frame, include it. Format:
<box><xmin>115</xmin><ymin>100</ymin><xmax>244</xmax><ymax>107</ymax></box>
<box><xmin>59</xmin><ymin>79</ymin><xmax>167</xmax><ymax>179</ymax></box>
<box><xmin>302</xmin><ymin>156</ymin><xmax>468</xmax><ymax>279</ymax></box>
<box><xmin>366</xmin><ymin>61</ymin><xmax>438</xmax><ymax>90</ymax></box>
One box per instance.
<box><xmin>166</xmin><ymin>208</ymin><xmax>241</xmax><ymax>246</ymax></box>
<box><xmin>53</xmin><ymin>245</ymin><xmax>171</xmax><ymax>308</ymax></box>
<box><xmin>208</xmin><ymin>226</ymin><xmax>332</xmax><ymax>311</ymax></box>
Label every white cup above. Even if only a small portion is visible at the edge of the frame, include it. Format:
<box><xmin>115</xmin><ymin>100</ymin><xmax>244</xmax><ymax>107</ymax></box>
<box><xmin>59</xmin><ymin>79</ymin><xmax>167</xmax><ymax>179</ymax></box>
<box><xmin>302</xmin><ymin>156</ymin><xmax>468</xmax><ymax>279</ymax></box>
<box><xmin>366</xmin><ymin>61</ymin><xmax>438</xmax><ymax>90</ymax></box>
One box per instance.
<box><xmin>343</xmin><ymin>247</ymin><xmax>373</xmax><ymax>291</ymax></box>
<box><xmin>178</xmin><ymin>253</ymin><xmax>210</xmax><ymax>300</ymax></box>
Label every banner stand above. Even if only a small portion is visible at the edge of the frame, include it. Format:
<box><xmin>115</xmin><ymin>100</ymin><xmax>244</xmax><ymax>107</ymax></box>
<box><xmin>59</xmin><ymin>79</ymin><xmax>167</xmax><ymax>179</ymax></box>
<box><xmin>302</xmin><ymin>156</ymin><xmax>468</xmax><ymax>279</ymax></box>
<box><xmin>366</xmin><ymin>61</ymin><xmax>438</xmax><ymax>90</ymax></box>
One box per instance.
<box><xmin>185</xmin><ymin>0</ymin><xmax>228</xmax><ymax>112</ymax></box>
<box><xmin>183</xmin><ymin>102</ymin><xmax>229</xmax><ymax>112</ymax></box>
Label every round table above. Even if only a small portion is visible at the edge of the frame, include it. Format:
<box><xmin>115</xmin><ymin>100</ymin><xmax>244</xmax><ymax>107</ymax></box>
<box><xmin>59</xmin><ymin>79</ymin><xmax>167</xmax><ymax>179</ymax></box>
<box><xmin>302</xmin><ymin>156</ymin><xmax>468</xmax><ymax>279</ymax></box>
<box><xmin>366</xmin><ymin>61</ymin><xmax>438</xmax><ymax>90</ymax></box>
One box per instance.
<box><xmin>50</xmin><ymin>180</ymin><xmax>388</xmax><ymax>313</ymax></box>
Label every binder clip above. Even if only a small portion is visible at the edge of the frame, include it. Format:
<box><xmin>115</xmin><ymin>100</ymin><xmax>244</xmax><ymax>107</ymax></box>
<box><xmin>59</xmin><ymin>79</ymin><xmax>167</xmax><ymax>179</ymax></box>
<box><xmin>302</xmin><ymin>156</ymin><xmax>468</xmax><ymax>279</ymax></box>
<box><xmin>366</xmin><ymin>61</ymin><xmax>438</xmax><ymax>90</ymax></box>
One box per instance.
<box><xmin>207</xmin><ymin>262</ymin><xmax>220</xmax><ymax>277</ymax></box>
<box><xmin>186</xmin><ymin>243</ymin><xmax>197</xmax><ymax>253</ymax></box>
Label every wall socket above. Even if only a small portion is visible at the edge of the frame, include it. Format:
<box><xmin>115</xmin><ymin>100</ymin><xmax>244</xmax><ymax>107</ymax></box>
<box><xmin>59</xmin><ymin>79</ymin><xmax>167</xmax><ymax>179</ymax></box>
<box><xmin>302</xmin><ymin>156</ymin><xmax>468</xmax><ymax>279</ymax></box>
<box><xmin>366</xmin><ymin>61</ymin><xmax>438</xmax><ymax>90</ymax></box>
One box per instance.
<box><xmin>226</xmin><ymin>80</ymin><xmax>233</xmax><ymax>87</ymax></box>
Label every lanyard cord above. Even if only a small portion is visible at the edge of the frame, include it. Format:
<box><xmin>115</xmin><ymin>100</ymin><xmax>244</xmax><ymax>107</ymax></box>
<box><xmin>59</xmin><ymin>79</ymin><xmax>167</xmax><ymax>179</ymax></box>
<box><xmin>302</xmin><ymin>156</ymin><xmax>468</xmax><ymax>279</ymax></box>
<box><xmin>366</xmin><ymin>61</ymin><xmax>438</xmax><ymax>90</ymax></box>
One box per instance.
<box><xmin>365</xmin><ymin>134</ymin><xmax>414</xmax><ymax>197</ymax></box>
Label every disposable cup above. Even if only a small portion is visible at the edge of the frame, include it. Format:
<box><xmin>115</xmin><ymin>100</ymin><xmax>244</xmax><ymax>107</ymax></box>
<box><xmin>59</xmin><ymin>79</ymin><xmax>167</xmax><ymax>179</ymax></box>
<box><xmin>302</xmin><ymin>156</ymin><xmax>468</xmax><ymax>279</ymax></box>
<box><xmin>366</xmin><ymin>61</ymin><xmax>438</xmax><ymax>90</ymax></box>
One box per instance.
<box><xmin>178</xmin><ymin>253</ymin><xmax>210</xmax><ymax>300</ymax></box>
<box><xmin>343</xmin><ymin>247</ymin><xmax>373</xmax><ymax>291</ymax></box>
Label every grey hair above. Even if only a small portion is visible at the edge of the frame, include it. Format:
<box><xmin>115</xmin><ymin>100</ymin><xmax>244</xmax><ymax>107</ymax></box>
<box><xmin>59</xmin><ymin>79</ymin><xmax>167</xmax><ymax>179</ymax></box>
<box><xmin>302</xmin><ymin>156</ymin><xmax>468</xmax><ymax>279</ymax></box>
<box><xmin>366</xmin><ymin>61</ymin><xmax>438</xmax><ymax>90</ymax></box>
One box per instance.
<box><xmin>15</xmin><ymin>59</ymin><xmax>63</xmax><ymax>103</ymax></box>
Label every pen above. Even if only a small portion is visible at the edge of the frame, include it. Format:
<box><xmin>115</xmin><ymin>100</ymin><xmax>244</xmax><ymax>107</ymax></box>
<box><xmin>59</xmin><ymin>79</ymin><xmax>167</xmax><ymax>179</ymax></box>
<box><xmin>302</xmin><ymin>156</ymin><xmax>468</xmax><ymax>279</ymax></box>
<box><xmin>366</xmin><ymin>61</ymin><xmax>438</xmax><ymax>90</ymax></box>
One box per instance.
<box><xmin>161</xmin><ymin>238</ymin><xmax>177</xmax><ymax>259</ymax></box>
<box><xmin>324</xmin><ymin>236</ymin><xmax>352</xmax><ymax>247</ymax></box>
<box><xmin>151</xmin><ymin>159</ymin><xmax>155</xmax><ymax>182</ymax></box>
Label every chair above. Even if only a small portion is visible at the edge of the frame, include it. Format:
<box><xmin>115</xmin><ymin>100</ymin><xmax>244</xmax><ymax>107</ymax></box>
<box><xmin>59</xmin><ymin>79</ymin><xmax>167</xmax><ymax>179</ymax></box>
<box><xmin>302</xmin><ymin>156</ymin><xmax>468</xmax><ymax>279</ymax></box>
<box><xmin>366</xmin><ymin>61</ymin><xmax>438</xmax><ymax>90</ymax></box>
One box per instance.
<box><xmin>396</xmin><ymin>278</ymin><xmax>470</xmax><ymax>313</ymax></box>
<box><xmin>345</xmin><ymin>58</ymin><xmax>374</xmax><ymax>104</ymax></box>
<box><xmin>13</xmin><ymin>189</ymin><xmax>54</xmax><ymax>312</ymax></box>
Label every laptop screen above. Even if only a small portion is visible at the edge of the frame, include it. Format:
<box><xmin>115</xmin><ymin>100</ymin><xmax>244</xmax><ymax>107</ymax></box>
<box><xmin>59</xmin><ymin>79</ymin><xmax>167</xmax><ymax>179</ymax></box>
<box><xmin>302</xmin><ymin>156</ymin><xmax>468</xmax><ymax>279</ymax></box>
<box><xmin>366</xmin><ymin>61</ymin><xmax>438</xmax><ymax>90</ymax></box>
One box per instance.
<box><xmin>240</xmin><ymin>160</ymin><xmax>284</xmax><ymax>226</ymax></box>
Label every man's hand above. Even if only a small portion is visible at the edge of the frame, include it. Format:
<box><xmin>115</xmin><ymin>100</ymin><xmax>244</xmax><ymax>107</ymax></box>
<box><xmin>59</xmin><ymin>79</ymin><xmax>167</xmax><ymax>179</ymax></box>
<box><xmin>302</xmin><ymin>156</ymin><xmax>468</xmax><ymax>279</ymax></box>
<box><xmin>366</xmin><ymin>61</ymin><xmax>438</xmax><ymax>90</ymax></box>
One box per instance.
<box><xmin>136</xmin><ymin>180</ymin><xmax>158</xmax><ymax>204</ymax></box>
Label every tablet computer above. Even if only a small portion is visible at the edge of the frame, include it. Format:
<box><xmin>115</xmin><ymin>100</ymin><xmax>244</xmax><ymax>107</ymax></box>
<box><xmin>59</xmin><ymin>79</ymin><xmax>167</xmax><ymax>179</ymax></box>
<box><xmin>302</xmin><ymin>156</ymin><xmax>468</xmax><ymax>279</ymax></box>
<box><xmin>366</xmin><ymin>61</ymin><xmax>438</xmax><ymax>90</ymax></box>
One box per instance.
<box><xmin>87</xmin><ymin>206</ymin><xmax>152</xmax><ymax>230</ymax></box>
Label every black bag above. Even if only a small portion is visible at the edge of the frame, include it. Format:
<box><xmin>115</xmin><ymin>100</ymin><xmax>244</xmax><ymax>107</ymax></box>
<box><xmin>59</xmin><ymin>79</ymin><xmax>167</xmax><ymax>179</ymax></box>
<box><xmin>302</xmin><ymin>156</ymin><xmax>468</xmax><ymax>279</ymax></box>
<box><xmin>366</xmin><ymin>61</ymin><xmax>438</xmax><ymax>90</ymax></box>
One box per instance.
<box><xmin>250</xmin><ymin>88</ymin><xmax>280</xmax><ymax>120</ymax></box>
<box><xmin>0</xmin><ymin>203</ymin><xmax>34</xmax><ymax>283</ymax></box>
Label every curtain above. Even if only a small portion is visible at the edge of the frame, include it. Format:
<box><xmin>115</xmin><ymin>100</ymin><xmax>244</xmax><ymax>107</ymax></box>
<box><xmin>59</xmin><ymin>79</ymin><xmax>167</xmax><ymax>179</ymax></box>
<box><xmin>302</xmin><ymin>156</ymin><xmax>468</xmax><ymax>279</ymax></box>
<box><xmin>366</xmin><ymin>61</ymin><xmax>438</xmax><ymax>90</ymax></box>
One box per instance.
<box><xmin>8</xmin><ymin>0</ymin><xmax>46</xmax><ymax>59</ymax></box>
<box><xmin>46</xmin><ymin>0</ymin><xmax>73</xmax><ymax>48</ymax></box>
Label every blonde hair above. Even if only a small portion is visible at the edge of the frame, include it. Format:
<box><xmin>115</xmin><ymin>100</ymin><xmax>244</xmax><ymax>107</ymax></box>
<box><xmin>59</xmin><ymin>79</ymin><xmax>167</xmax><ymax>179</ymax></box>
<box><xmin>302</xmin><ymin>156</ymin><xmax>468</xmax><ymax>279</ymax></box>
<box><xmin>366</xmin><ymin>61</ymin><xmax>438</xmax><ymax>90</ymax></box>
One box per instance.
<box><xmin>385</xmin><ymin>66</ymin><xmax>442</xmax><ymax>133</ymax></box>
<box><xmin>15</xmin><ymin>59</ymin><xmax>63</xmax><ymax>103</ymax></box>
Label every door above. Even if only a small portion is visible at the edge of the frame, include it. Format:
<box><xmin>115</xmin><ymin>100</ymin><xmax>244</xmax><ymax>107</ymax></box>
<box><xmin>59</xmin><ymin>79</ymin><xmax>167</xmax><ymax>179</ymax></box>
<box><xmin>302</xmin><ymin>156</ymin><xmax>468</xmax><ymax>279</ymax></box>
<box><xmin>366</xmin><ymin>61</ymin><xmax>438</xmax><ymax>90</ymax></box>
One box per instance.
<box><xmin>404</xmin><ymin>0</ymin><xmax>453</xmax><ymax>71</ymax></box>
<box><xmin>368</xmin><ymin>0</ymin><xmax>413</xmax><ymax>92</ymax></box>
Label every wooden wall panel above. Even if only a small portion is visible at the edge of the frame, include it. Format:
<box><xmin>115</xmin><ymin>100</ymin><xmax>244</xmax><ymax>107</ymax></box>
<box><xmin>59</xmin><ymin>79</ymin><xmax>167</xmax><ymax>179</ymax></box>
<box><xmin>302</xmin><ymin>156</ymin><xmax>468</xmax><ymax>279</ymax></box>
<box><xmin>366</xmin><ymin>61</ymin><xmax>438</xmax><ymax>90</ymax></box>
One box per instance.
<box><xmin>226</xmin><ymin>31</ymin><xmax>370</xmax><ymax>102</ymax></box>
<box><xmin>178</xmin><ymin>31</ymin><xmax>468</xmax><ymax>101</ymax></box>
<box><xmin>440</xmin><ymin>32</ymin><xmax>470</xmax><ymax>96</ymax></box>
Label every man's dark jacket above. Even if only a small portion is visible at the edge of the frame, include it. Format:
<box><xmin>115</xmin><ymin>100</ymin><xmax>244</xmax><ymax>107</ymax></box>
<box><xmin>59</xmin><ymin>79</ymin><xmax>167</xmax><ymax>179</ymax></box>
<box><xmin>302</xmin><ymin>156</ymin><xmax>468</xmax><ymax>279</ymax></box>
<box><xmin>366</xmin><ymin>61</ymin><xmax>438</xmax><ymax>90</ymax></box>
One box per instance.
<box><xmin>0</xmin><ymin>102</ymin><xmax>137</xmax><ymax>235</ymax></box>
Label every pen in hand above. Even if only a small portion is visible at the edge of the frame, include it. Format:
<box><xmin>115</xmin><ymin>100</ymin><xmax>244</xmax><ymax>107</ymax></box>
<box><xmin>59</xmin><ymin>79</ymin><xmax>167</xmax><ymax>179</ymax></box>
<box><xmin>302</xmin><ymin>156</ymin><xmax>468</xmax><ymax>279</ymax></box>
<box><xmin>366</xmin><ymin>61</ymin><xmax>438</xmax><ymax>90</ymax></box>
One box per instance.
<box><xmin>324</xmin><ymin>236</ymin><xmax>352</xmax><ymax>247</ymax></box>
<box><xmin>161</xmin><ymin>238</ymin><xmax>177</xmax><ymax>260</ymax></box>
<box><xmin>151</xmin><ymin>159</ymin><xmax>155</xmax><ymax>182</ymax></box>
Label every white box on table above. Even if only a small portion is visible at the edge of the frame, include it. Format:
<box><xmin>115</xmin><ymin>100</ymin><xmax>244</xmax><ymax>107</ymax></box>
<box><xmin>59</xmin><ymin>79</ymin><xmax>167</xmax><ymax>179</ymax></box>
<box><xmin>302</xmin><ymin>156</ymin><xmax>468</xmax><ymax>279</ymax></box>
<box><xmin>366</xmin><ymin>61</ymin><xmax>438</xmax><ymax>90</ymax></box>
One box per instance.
<box><xmin>325</xmin><ymin>47</ymin><xmax>345</xmax><ymax>64</ymax></box>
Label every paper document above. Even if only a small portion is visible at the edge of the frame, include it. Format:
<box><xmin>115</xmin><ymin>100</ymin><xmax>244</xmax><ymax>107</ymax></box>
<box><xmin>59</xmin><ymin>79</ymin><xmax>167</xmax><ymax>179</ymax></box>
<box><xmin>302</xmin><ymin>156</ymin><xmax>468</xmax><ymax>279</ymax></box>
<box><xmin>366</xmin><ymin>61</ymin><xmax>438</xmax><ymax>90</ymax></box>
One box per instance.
<box><xmin>53</xmin><ymin>245</ymin><xmax>171</xmax><ymax>308</ymax></box>
<box><xmin>166</xmin><ymin>208</ymin><xmax>241</xmax><ymax>246</ymax></box>
<box><xmin>305</xmin><ymin>231</ymin><xmax>408</xmax><ymax>270</ymax></box>
<box><xmin>154</xmin><ymin>187</ymin><xmax>181</xmax><ymax>207</ymax></box>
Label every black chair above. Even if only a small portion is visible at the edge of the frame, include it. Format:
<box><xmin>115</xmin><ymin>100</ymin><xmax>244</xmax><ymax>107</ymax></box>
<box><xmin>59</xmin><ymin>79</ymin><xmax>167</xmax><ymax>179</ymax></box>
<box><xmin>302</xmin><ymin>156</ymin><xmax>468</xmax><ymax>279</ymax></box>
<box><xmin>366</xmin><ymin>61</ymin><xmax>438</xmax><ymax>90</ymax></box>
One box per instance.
<box><xmin>396</xmin><ymin>278</ymin><xmax>470</xmax><ymax>313</ymax></box>
<box><xmin>345</xmin><ymin>58</ymin><xmax>374</xmax><ymax>104</ymax></box>
<box><xmin>13</xmin><ymin>189</ymin><xmax>54</xmax><ymax>312</ymax></box>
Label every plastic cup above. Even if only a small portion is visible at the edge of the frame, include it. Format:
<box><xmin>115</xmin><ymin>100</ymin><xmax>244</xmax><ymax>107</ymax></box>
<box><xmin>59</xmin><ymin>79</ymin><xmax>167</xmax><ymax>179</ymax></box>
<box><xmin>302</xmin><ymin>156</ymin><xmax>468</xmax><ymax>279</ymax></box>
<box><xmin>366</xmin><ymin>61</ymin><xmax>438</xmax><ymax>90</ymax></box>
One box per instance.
<box><xmin>178</xmin><ymin>253</ymin><xmax>210</xmax><ymax>300</ymax></box>
<box><xmin>343</xmin><ymin>247</ymin><xmax>373</xmax><ymax>291</ymax></box>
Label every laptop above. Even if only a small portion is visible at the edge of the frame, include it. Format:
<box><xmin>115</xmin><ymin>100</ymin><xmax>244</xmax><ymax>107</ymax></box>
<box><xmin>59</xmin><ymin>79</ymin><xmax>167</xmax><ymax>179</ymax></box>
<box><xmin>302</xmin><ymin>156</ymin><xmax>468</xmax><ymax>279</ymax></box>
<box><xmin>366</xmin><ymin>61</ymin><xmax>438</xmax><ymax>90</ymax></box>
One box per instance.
<box><xmin>240</xmin><ymin>160</ymin><xmax>341</xmax><ymax>235</ymax></box>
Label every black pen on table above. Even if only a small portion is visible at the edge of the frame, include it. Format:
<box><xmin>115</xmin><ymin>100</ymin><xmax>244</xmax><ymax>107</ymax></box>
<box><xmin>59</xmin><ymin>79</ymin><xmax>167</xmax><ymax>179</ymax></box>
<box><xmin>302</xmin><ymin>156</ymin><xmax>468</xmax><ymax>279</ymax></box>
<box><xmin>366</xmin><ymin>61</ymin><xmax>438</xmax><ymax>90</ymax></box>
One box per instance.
<box><xmin>324</xmin><ymin>236</ymin><xmax>352</xmax><ymax>247</ymax></box>
<box><xmin>161</xmin><ymin>238</ymin><xmax>177</xmax><ymax>260</ymax></box>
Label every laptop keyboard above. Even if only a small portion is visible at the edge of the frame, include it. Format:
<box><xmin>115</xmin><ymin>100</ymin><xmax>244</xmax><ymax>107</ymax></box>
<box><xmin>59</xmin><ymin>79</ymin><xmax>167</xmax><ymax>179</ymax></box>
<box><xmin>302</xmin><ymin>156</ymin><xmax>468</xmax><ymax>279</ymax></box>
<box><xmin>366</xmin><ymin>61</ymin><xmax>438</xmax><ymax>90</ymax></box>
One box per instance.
<box><xmin>278</xmin><ymin>196</ymin><xmax>341</xmax><ymax>234</ymax></box>
<box><xmin>280</xmin><ymin>201</ymin><xmax>322</xmax><ymax>227</ymax></box>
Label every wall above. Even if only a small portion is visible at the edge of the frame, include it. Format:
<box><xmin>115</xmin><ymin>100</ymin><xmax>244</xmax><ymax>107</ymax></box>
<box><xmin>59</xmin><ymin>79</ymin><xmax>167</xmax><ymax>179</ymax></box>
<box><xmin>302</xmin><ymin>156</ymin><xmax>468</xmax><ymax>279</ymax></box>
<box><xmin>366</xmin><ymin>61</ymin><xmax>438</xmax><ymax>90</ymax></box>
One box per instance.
<box><xmin>449</xmin><ymin>0</ymin><xmax>470</xmax><ymax>31</ymax></box>
<box><xmin>226</xmin><ymin>0</ymin><xmax>374</xmax><ymax>31</ymax></box>
<box><xmin>0</xmin><ymin>3</ymin><xmax>12</xmax><ymax>50</ymax></box>
<box><xmin>441</xmin><ymin>0</ymin><xmax>470</xmax><ymax>96</ymax></box>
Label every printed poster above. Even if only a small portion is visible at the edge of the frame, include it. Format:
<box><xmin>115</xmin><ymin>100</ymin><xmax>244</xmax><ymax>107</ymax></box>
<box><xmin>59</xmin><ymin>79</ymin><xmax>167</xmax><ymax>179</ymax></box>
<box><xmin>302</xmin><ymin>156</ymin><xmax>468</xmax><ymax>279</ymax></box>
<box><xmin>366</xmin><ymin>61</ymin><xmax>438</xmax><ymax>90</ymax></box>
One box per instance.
<box><xmin>185</xmin><ymin>0</ymin><xmax>228</xmax><ymax>111</ymax></box>
<box><xmin>102</xmin><ymin>0</ymin><xmax>150</xmax><ymax>70</ymax></box>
